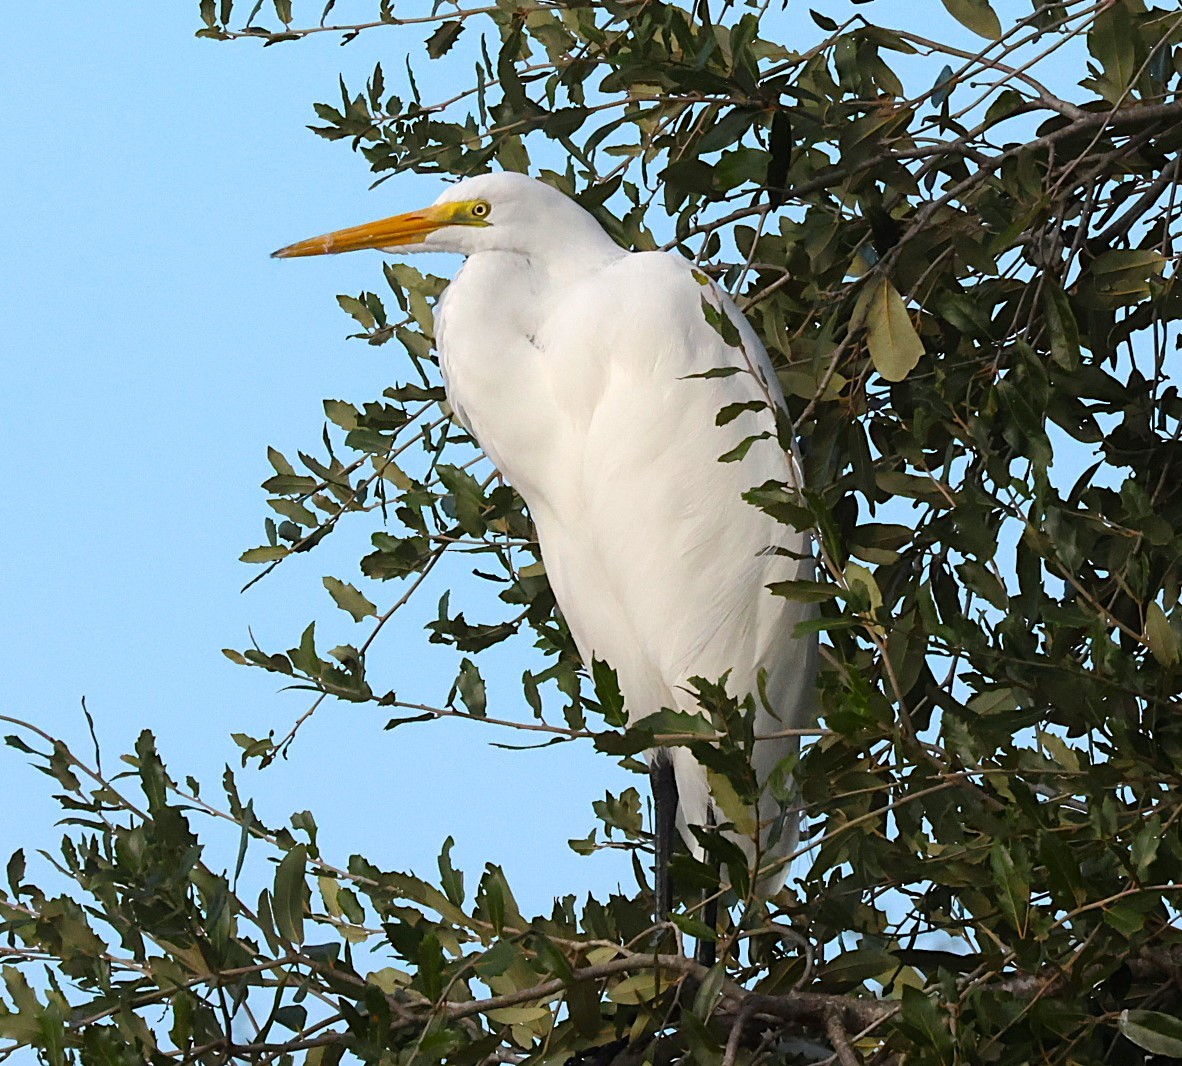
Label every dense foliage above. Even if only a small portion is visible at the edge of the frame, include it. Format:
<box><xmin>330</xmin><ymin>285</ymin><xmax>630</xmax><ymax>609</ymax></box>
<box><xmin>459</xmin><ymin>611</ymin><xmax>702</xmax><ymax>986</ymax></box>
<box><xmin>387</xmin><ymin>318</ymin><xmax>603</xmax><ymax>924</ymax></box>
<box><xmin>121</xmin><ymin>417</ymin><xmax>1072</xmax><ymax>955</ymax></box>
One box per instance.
<box><xmin>4</xmin><ymin>0</ymin><xmax>1182</xmax><ymax>1062</ymax></box>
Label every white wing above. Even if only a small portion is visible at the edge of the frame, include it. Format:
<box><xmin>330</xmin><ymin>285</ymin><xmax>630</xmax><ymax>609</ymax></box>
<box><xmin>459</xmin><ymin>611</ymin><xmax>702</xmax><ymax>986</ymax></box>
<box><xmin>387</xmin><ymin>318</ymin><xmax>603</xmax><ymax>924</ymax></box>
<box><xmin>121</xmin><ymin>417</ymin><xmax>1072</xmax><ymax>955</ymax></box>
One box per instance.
<box><xmin>437</xmin><ymin>247</ymin><xmax>817</xmax><ymax>886</ymax></box>
<box><xmin>530</xmin><ymin>252</ymin><xmax>817</xmax><ymax>879</ymax></box>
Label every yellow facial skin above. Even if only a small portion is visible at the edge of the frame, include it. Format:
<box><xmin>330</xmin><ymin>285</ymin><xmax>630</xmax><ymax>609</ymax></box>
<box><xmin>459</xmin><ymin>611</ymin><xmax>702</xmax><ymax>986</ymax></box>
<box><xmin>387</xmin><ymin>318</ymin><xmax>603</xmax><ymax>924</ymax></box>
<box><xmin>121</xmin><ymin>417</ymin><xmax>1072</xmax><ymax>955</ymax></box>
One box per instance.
<box><xmin>272</xmin><ymin>199</ymin><xmax>492</xmax><ymax>258</ymax></box>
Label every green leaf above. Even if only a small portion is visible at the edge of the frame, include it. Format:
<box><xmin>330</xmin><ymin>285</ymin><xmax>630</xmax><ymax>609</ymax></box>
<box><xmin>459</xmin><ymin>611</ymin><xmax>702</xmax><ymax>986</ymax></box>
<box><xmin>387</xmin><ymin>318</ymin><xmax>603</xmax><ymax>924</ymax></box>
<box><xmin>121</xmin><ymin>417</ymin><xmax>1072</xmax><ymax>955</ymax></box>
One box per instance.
<box><xmin>931</xmin><ymin>64</ymin><xmax>955</xmax><ymax>108</ymax></box>
<box><xmin>607</xmin><ymin>972</ymin><xmax>660</xmax><ymax>1005</ymax></box>
<box><xmin>241</xmin><ymin>545</ymin><xmax>289</xmax><ymax>564</ymax></box>
<box><xmin>337</xmin><ymin>294</ymin><xmax>376</xmax><ymax>330</ymax></box>
<box><xmin>899</xmin><ymin>985</ymin><xmax>953</xmax><ymax>1056</ymax></box>
<box><xmin>592</xmin><ymin>788</ymin><xmax>643</xmax><ymax>838</ymax></box>
<box><xmin>474</xmin><ymin>940</ymin><xmax>519</xmax><ymax>978</ymax></box>
<box><xmin>532</xmin><ymin>932</ymin><xmax>574</xmax><ymax>981</ymax></box>
<box><xmin>476</xmin><ymin>864</ymin><xmax>520</xmax><ymax>935</ymax></box>
<box><xmin>1087</xmin><ymin>6</ymin><xmax>1135</xmax><ymax>100</ymax></box>
<box><xmin>699</xmin><ymin>295</ymin><xmax>743</xmax><ymax>348</ymax></box>
<box><xmin>692</xmin><ymin>962</ymin><xmax>726</xmax><ymax>1018</ymax></box>
<box><xmin>438</xmin><ymin>464</ymin><xmax>487</xmax><ymax>536</ymax></box>
<box><xmin>290</xmin><ymin>622</ymin><xmax>320</xmax><ymax>677</ymax></box>
<box><xmin>305</xmin><ymin>1043</ymin><xmax>346</xmax><ymax>1066</ymax></box>
<box><xmin>1091</xmin><ymin>248</ymin><xmax>1165</xmax><ymax>302</ymax></box>
<box><xmin>697</xmin><ymin>107</ymin><xmax>756</xmax><ymax>156</ymax></box>
<box><xmin>416</xmin><ymin>932</ymin><xmax>445</xmax><ymax>1001</ymax></box>
<box><xmin>684</xmin><ymin>366</ymin><xmax>742</xmax><ymax>380</ymax></box>
<box><xmin>454</xmin><ymin>657</ymin><xmax>487</xmax><ymax>717</ymax></box>
<box><xmin>718</xmin><ymin>432</ymin><xmax>771</xmax><ymax>464</ymax></box>
<box><xmin>858</xmin><ymin>277</ymin><xmax>924</xmax><ymax>382</ymax></box>
<box><xmin>269</xmin><ymin>498</ymin><xmax>318</xmax><ymax>528</ymax></box>
<box><xmin>274</xmin><ymin>1004</ymin><xmax>306</xmax><ymax>1031</ymax></box>
<box><xmin>568</xmin><ymin>829</ymin><xmax>596</xmax><ymax>855</ymax></box>
<box><xmin>522</xmin><ymin>670</ymin><xmax>543</xmax><ymax>717</ymax></box>
<box><xmin>1145</xmin><ymin>602</ymin><xmax>1179</xmax><ymax>666</ymax></box>
<box><xmin>767</xmin><ymin>579</ymin><xmax>840</xmax><ymax>603</ymax></box>
<box><xmin>323</xmin><ymin>398</ymin><xmax>359</xmax><ymax>430</ymax></box>
<box><xmin>1041</xmin><ymin>280</ymin><xmax>1080</xmax><ymax>370</ymax></box>
<box><xmin>766</xmin><ymin>109</ymin><xmax>792</xmax><ymax>206</ymax></box>
<box><xmin>591</xmin><ymin>659</ymin><xmax>627</xmax><ymax>727</ymax></box>
<box><xmin>990</xmin><ymin>842</ymin><xmax>1030</xmax><ymax>936</ymax></box>
<box><xmin>956</xmin><ymin>560</ymin><xmax>1009</xmax><ymax>610</ymax></box>
<box><xmin>267</xmin><ymin>447</ymin><xmax>296</xmax><ymax>476</ymax></box>
<box><xmin>1119</xmin><ymin>1010</ymin><xmax>1182</xmax><ymax>1057</ymax></box>
<box><xmin>661</xmin><ymin>159</ymin><xmax>717</xmax><ymax>197</ymax></box>
<box><xmin>0</xmin><ymin>975</ymin><xmax>43</xmax><ymax>1044</ymax></box>
<box><xmin>323</xmin><ymin>576</ymin><xmax>377</xmax><ymax>622</ymax></box>
<box><xmin>984</xmin><ymin>87</ymin><xmax>1024</xmax><ymax>127</ymax></box>
<box><xmin>1132</xmin><ymin>815</ymin><xmax>1162</xmax><ymax>878</ymax></box>
<box><xmin>273</xmin><ymin>845</ymin><xmax>308</xmax><ymax>945</ymax></box>
<box><xmin>6</xmin><ymin>850</ymin><xmax>25</xmax><ymax>891</ymax></box>
<box><xmin>940</xmin><ymin>0</ymin><xmax>1001</xmax><ymax>40</ymax></box>
<box><xmin>263</xmin><ymin>473</ymin><xmax>318</xmax><ymax>494</ymax></box>
<box><xmin>319</xmin><ymin>874</ymin><xmax>343</xmax><ymax>917</ymax></box>
<box><xmin>714</xmin><ymin>147</ymin><xmax>769</xmax><ymax>192</ymax></box>
<box><xmin>633</xmin><ymin>708</ymin><xmax>716</xmax><ymax>741</ymax></box>
<box><xmin>705</xmin><ymin>769</ymin><xmax>756</xmax><ymax>835</ymax></box>
<box><xmin>845</xmin><ymin>561</ymin><xmax>883</xmax><ymax>615</ymax></box>
<box><xmin>438</xmin><ymin>836</ymin><xmax>465</xmax><ymax>906</ymax></box>
<box><xmin>425</xmin><ymin>20</ymin><xmax>464</xmax><ymax>59</ymax></box>
<box><xmin>567</xmin><ymin>978</ymin><xmax>601</xmax><ymax>1037</ymax></box>
<box><xmin>716</xmin><ymin>400</ymin><xmax>764</xmax><ymax>426</ymax></box>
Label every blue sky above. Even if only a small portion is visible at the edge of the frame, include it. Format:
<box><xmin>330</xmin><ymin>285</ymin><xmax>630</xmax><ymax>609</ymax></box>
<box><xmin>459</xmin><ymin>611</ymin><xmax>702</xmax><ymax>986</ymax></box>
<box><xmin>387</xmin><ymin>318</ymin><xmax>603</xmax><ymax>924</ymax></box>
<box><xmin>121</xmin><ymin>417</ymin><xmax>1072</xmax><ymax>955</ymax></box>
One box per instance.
<box><xmin>1</xmin><ymin>3</ymin><xmax>638</xmax><ymax>914</ymax></box>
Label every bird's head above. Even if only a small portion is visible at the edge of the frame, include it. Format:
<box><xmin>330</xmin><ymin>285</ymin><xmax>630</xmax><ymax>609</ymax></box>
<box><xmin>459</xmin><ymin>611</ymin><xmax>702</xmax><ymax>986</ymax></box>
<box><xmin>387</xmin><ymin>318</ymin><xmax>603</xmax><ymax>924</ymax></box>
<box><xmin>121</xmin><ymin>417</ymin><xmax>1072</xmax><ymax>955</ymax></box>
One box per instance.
<box><xmin>272</xmin><ymin>172</ymin><xmax>615</xmax><ymax>262</ymax></box>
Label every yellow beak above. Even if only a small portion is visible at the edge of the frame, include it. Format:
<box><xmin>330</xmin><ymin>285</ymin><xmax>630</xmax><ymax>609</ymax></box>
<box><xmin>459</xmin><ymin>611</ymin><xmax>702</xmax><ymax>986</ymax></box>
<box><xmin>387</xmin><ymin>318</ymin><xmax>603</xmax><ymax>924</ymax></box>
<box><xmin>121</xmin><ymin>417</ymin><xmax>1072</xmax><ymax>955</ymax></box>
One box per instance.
<box><xmin>272</xmin><ymin>202</ymin><xmax>465</xmax><ymax>259</ymax></box>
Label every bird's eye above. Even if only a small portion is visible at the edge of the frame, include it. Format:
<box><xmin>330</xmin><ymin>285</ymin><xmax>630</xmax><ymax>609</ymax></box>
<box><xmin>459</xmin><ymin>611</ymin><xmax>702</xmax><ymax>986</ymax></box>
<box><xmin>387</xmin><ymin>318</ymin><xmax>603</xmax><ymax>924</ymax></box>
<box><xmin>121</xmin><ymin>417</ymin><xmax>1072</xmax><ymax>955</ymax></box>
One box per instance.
<box><xmin>470</xmin><ymin>201</ymin><xmax>491</xmax><ymax>218</ymax></box>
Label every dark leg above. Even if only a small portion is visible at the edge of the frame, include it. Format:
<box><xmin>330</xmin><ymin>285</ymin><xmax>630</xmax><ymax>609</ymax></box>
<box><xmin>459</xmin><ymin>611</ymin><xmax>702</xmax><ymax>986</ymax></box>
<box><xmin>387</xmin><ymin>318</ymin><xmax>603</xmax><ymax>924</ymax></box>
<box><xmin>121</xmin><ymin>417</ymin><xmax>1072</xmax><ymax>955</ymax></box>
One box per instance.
<box><xmin>696</xmin><ymin>805</ymin><xmax>718</xmax><ymax>967</ymax></box>
<box><xmin>696</xmin><ymin>894</ymin><xmax>718</xmax><ymax>967</ymax></box>
<box><xmin>650</xmin><ymin>756</ymin><xmax>678</xmax><ymax>922</ymax></box>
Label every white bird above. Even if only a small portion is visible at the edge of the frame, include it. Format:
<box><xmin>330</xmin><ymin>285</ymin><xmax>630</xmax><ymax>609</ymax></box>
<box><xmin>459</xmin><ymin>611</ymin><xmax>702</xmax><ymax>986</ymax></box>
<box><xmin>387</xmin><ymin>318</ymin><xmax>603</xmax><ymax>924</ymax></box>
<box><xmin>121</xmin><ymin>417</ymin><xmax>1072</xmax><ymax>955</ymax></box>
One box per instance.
<box><xmin>274</xmin><ymin>172</ymin><xmax>817</xmax><ymax>916</ymax></box>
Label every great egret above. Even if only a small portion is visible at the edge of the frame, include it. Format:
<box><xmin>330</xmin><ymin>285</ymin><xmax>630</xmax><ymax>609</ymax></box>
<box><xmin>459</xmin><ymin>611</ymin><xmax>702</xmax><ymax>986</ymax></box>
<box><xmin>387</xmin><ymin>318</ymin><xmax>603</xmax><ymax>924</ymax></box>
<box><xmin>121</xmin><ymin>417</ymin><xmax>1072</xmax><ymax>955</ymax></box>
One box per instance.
<box><xmin>274</xmin><ymin>172</ymin><xmax>817</xmax><ymax>919</ymax></box>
